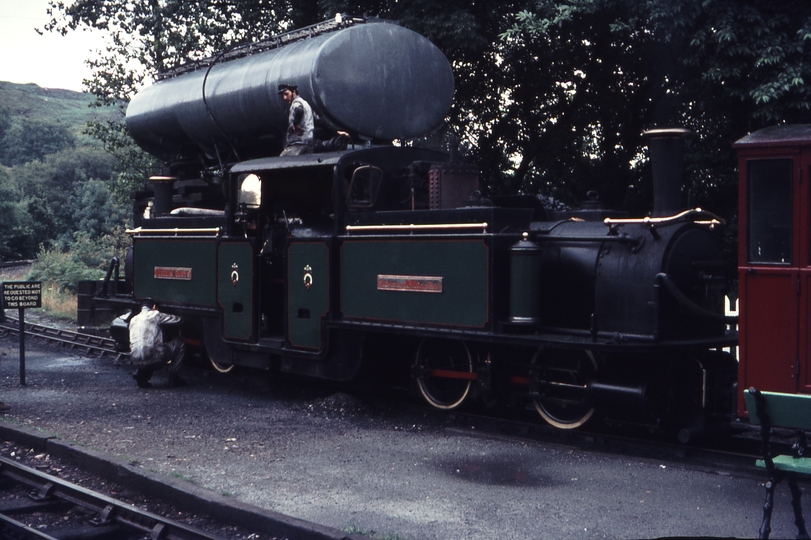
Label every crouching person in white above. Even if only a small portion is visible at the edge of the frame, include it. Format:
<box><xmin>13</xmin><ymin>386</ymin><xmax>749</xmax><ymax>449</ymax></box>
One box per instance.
<box><xmin>128</xmin><ymin>301</ymin><xmax>186</xmax><ymax>388</ymax></box>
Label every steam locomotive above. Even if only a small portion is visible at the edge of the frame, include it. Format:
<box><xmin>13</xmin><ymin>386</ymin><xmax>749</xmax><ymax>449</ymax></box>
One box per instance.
<box><xmin>91</xmin><ymin>16</ymin><xmax>740</xmax><ymax>439</ymax></box>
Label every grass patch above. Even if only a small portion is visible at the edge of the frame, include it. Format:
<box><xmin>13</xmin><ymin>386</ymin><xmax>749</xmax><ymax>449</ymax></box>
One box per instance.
<box><xmin>39</xmin><ymin>284</ymin><xmax>78</xmax><ymax>322</ymax></box>
<box><xmin>344</xmin><ymin>524</ymin><xmax>408</xmax><ymax>540</ymax></box>
<box><xmin>169</xmin><ymin>471</ymin><xmax>196</xmax><ymax>483</ymax></box>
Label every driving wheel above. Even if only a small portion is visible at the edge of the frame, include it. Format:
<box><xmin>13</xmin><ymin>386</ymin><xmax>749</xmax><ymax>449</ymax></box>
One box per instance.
<box><xmin>414</xmin><ymin>339</ymin><xmax>474</xmax><ymax>410</ymax></box>
<box><xmin>531</xmin><ymin>349</ymin><xmax>598</xmax><ymax>429</ymax></box>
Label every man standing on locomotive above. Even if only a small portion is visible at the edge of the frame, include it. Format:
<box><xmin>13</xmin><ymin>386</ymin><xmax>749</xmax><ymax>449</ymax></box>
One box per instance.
<box><xmin>129</xmin><ymin>301</ymin><xmax>186</xmax><ymax>388</ymax></box>
<box><xmin>278</xmin><ymin>84</ymin><xmax>314</xmax><ymax>155</ymax></box>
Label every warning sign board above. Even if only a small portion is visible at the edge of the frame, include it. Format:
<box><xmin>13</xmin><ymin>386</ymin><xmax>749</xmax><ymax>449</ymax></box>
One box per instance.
<box><xmin>2</xmin><ymin>281</ymin><xmax>42</xmax><ymax>309</ymax></box>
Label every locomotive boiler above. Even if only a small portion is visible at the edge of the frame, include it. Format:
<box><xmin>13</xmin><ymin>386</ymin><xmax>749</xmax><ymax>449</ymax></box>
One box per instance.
<box><xmin>93</xmin><ymin>16</ymin><xmax>738</xmax><ymax>440</ymax></box>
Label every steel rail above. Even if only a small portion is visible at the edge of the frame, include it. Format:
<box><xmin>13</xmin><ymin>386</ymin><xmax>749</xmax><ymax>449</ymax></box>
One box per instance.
<box><xmin>0</xmin><ymin>316</ymin><xmax>126</xmax><ymax>362</ymax></box>
<box><xmin>0</xmin><ymin>457</ymin><xmax>224</xmax><ymax>540</ymax></box>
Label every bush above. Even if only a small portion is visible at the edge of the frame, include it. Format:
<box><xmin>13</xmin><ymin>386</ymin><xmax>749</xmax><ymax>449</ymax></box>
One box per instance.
<box><xmin>27</xmin><ymin>246</ymin><xmax>105</xmax><ymax>293</ymax></box>
<box><xmin>26</xmin><ymin>228</ymin><xmax>130</xmax><ymax>293</ymax></box>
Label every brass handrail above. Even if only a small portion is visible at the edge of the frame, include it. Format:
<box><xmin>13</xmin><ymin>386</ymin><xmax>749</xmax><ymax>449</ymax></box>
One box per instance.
<box><xmin>345</xmin><ymin>222</ymin><xmax>488</xmax><ymax>234</ymax></box>
<box><xmin>126</xmin><ymin>227</ymin><xmax>222</xmax><ymax>236</ymax></box>
<box><xmin>604</xmin><ymin>208</ymin><xmax>724</xmax><ymax>227</ymax></box>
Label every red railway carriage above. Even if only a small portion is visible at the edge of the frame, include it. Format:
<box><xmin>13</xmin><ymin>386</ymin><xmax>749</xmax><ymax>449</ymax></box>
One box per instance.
<box><xmin>736</xmin><ymin>125</ymin><xmax>811</xmax><ymax>416</ymax></box>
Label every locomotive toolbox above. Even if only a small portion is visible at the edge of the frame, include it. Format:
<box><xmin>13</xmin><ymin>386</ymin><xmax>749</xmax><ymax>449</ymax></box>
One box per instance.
<box><xmin>87</xmin><ymin>15</ymin><xmax>751</xmax><ymax>441</ymax></box>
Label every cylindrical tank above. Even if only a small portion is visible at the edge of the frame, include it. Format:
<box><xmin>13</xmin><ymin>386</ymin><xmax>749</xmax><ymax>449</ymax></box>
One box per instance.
<box><xmin>126</xmin><ymin>20</ymin><xmax>454</xmax><ymax>162</ymax></box>
<box><xmin>510</xmin><ymin>232</ymin><xmax>542</xmax><ymax>324</ymax></box>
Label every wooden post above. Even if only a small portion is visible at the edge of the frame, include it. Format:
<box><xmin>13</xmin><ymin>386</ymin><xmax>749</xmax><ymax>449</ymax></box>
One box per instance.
<box><xmin>18</xmin><ymin>308</ymin><xmax>24</xmax><ymax>386</ymax></box>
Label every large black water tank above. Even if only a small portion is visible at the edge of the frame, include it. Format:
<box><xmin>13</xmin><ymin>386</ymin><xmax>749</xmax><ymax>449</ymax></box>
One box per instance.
<box><xmin>126</xmin><ymin>20</ymin><xmax>454</xmax><ymax>162</ymax></box>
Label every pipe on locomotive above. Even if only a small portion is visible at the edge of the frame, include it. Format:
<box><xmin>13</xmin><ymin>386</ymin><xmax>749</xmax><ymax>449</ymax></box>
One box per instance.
<box><xmin>125</xmin><ymin>19</ymin><xmax>455</xmax><ymax>164</ymax></box>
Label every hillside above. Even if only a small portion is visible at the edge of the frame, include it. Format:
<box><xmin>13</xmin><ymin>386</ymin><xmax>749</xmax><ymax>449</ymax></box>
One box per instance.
<box><xmin>0</xmin><ymin>81</ymin><xmax>119</xmax><ymax>143</ymax></box>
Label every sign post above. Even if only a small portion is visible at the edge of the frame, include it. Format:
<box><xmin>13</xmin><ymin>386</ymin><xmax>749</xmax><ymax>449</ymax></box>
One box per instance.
<box><xmin>1</xmin><ymin>281</ymin><xmax>42</xmax><ymax>386</ymax></box>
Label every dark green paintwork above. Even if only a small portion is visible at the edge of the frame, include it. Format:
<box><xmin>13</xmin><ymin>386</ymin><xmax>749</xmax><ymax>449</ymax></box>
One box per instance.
<box><xmin>218</xmin><ymin>241</ymin><xmax>254</xmax><ymax>341</ymax></box>
<box><xmin>744</xmin><ymin>389</ymin><xmax>811</xmax><ymax>430</ymax></box>
<box><xmin>133</xmin><ymin>239</ymin><xmax>217</xmax><ymax>306</ymax></box>
<box><xmin>288</xmin><ymin>242</ymin><xmax>330</xmax><ymax>350</ymax></box>
<box><xmin>340</xmin><ymin>238</ymin><xmax>489</xmax><ymax>328</ymax></box>
<box><xmin>509</xmin><ymin>243</ymin><xmax>542</xmax><ymax>322</ymax></box>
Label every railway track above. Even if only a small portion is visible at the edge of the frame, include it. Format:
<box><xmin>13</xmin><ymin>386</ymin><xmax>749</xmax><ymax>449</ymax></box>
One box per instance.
<box><xmin>0</xmin><ymin>456</ymin><xmax>224</xmax><ymax>540</ymax></box>
<box><xmin>0</xmin><ymin>316</ymin><xmax>126</xmax><ymax>363</ymax></box>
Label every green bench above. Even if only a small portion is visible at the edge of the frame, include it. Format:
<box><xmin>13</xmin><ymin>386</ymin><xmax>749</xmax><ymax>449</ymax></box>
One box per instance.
<box><xmin>744</xmin><ymin>388</ymin><xmax>811</xmax><ymax>539</ymax></box>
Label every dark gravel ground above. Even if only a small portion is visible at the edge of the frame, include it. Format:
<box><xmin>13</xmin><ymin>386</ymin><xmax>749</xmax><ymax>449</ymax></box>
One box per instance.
<box><xmin>0</xmin><ymin>316</ymin><xmax>450</xmax><ymax>539</ymax></box>
<box><xmin>0</xmin><ymin>314</ymin><xmax>802</xmax><ymax>539</ymax></box>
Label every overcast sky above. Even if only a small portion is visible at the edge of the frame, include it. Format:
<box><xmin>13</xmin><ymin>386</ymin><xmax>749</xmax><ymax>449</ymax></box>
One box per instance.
<box><xmin>0</xmin><ymin>0</ymin><xmax>104</xmax><ymax>92</ymax></box>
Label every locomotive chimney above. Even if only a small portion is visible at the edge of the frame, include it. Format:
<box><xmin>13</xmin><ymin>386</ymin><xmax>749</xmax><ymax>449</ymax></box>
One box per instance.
<box><xmin>644</xmin><ymin>128</ymin><xmax>691</xmax><ymax>217</ymax></box>
<box><xmin>148</xmin><ymin>176</ymin><xmax>176</xmax><ymax>217</ymax></box>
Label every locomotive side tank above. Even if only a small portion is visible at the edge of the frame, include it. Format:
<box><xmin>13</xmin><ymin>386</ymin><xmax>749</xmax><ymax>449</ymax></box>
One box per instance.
<box><xmin>125</xmin><ymin>18</ymin><xmax>454</xmax><ymax>162</ymax></box>
<box><xmin>92</xmin><ymin>17</ymin><xmax>738</xmax><ymax>442</ymax></box>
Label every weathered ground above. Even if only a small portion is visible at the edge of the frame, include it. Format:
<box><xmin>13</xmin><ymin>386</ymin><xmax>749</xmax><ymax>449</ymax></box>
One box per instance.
<box><xmin>0</xmin><ymin>331</ymin><xmax>796</xmax><ymax>539</ymax></box>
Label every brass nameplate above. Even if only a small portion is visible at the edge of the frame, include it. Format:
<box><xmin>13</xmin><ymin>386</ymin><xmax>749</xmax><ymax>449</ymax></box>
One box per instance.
<box><xmin>154</xmin><ymin>266</ymin><xmax>193</xmax><ymax>280</ymax></box>
<box><xmin>377</xmin><ymin>274</ymin><xmax>443</xmax><ymax>293</ymax></box>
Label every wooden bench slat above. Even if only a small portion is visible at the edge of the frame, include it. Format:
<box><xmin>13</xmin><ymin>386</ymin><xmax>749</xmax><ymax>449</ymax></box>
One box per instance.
<box><xmin>744</xmin><ymin>389</ymin><xmax>811</xmax><ymax>430</ymax></box>
<box><xmin>745</xmin><ymin>388</ymin><xmax>811</xmax><ymax>539</ymax></box>
<box><xmin>756</xmin><ymin>456</ymin><xmax>811</xmax><ymax>475</ymax></box>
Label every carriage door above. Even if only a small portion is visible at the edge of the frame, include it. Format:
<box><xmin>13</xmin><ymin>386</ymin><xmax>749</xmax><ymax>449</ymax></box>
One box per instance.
<box><xmin>739</xmin><ymin>156</ymin><xmax>799</xmax><ymax>398</ymax></box>
<box><xmin>800</xmin><ymin>149</ymin><xmax>811</xmax><ymax>392</ymax></box>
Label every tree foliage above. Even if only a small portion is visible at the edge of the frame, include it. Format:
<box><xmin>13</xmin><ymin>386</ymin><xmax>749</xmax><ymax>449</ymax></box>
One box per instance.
<box><xmin>1</xmin><ymin>118</ymin><xmax>75</xmax><ymax>166</ymax></box>
<box><xmin>0</xmin><ymin>107</ymin><xmax>10</xmax><ymax>145</ymax></box>
<box><xmin>10</xmin><ymin>146</ymin><xmax>118</xmax><ymax>252</ymax></box>
<box><xmin>500</xmin><ymin>0</ymin><xmax>811</xmax><ymax>216</ymax></box>
<box><xmin>44</xmin><ymin>1</ymin><xmax>293</xmax><ymax>106</ymax></box>
<box><xmin>43</xmin><ymin>0</ymin><xmax>811</xmax><ymax>222</ymax></box>
<box><xmin>42</xmin><ymin>0</ymin><xmax>303</xmax><ymax>193</ymax></box>
<box><xmin>0</xmin><ymin>168</ymin><xmax>36</xmax><ymax>262</ymax></box>
<box><xmin>27</xmin><ymin>228</ymin><xmax>130</xmax><ymax>292</ymax></box>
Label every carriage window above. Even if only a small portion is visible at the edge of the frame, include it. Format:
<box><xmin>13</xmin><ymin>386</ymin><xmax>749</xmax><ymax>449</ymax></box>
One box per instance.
<box><xmin>747</xmin><ymin>159</ymin><xmax>793</xmax><ymax>264</ymax></box>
